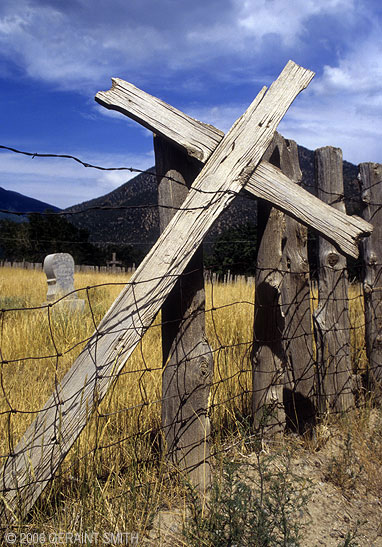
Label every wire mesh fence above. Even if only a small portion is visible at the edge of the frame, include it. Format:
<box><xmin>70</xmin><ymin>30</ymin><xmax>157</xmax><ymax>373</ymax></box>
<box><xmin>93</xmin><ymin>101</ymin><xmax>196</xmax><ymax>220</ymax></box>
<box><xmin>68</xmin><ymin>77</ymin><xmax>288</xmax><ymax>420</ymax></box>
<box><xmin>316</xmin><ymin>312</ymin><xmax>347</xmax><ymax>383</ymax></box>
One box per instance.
<box><xmin>0</xmin><ymin>261</ymin><xmax>376</xmax><ymax>524</ymax></box>
<box><xmin>0</xmin><ymin>143</ymin><xmax>381</xmax><ymax>538</ymax></box>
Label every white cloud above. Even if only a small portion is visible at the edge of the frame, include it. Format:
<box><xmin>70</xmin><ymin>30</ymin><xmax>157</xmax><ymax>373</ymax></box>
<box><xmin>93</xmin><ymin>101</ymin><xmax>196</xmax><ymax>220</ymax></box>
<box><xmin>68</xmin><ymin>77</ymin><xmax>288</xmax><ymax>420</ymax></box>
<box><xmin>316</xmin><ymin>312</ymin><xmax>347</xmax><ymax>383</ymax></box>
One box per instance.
<box><xmin>0</xmin><ymin>1</ymin><xmax>168</xmax><ymax>90</ymax></box>
<box><xmin>319</xmin><ymin>40</ymin><xmax>382</xmax><ymax>95</ymax></box>
<box><xmin>236</xmin><ymin>0</ymin><xmax>354</xmax><ymax>38</ymax></box>
<box><xmin>0</xmin><ymin>0</ymin><xmax>359</xmax><ymax>91</ymax></box>
<box><xmin>281</xmin><ymin>24</ymin><xmax>382</xmax><ymax>164</ymax></box>
<box><xmin>279</xmin><ymin>94</ymin><xmax>382</xmax><ymax>164</ymax></box>
<box><xmin>0</xmin><ymin>0</ymin><xmax>380</xmax><ymax>174</ymax></box>
<box><xmin>187</xmin><ymin>0</ymin><xmax>355</xmax><ymax>56</ymax></box>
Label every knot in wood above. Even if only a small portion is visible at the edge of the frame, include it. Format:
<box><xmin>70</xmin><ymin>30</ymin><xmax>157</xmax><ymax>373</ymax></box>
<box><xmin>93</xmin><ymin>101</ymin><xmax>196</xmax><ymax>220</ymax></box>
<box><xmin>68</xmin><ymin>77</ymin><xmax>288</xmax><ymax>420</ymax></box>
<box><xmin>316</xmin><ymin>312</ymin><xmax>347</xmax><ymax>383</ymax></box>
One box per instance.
<box><xmin>199</xmin><ymin>357</ymin><xmax>210</xmax><ymax>378</ymax></box>
<box><xmin>363</xmin><ymin>282</ymin><xmax>372</xmax><ymax>295</ymax></box>
<box><xmin>361</xmin><ymin>190</ymin><xmax>371</xmax><ymax>203</ymax></box>
<box><xmin>327</xmin><ymin>252</ymin><xmax>339</xmax><ymax>267</ymax></box>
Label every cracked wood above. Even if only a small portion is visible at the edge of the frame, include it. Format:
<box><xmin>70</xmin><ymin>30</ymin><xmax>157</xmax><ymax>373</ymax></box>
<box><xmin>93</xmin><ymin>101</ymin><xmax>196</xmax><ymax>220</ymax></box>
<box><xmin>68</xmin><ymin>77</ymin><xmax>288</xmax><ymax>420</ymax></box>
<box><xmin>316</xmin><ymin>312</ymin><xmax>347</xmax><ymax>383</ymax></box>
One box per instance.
<box><xmin>96</xmin><ymin>72</ymin><xmax>372</xmax><ymax>259</ymax></box>
<box><xmin>1</xmin><ymin>60</ymin><xmax>313</xmax><ymax>522</ymax></box>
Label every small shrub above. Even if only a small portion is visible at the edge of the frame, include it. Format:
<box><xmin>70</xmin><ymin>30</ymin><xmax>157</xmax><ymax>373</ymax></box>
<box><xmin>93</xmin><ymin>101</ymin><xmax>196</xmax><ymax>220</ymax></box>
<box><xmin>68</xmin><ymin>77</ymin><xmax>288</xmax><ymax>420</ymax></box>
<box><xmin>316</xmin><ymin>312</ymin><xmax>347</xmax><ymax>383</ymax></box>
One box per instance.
<box><xmin>325</xmin><ymin>432</ymin><xmax>363</xmax><ymax>492</ymax></box>
<box><xmin>183</xmin><ymin>451</ymin><xmax>311</xmax><ymax>546</ymax></box>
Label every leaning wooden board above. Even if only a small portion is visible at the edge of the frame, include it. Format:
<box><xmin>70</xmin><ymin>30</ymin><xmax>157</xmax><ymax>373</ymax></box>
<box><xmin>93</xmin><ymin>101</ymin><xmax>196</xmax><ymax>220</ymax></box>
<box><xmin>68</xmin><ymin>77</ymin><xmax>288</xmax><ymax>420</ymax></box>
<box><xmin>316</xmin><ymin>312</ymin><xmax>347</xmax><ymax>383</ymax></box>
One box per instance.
<box><xmin>96</xmin><ymin>76</ymin><xmax>372</xmax><ymax>258</ymax></box>
<box><xmin>1</xmin><ymin>61</ymin><xmax>315</xmax><ymax>521</ymax></box>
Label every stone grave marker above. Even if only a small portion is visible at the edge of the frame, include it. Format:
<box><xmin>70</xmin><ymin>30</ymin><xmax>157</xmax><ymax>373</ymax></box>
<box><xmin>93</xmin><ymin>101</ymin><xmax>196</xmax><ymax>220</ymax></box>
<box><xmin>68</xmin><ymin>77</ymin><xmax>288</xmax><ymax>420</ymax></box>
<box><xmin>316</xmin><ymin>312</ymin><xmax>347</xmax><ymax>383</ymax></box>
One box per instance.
<box><xmin>43</xmin><ymin>253</ymin><xmax>85</xmax><ymax>312</ymax></box>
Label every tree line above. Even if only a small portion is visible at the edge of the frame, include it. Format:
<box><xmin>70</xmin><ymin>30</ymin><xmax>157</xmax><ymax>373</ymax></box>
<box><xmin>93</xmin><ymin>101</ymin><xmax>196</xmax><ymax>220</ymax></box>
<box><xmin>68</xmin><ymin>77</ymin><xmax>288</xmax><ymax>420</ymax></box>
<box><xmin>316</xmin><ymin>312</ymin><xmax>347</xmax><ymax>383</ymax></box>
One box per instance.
<box><xmin>0</xmin><ymin>213</ymin><xmax>143</xmax><ymax>267</ymax></box>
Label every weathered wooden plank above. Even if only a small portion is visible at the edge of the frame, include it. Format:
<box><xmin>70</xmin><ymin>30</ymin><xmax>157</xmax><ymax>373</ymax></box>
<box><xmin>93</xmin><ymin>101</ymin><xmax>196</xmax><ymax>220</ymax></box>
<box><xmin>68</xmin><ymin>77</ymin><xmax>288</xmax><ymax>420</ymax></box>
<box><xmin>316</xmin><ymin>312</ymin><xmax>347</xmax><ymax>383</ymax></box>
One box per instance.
<box><xmin>1</xmin><ymin>60</ymin><xmax>313</xmax><ymax>521</ymax></box>
<box><xmin>313</xmin><ymin>146</ymin><xmax>353</xmax><ymax>413</ymax></box>
<box><xmin>96</xmin><ymin>75</ymin><xmax>372</xmax><ymax>259</ymax></box>
<box><xmin>247</xmin><ymin>163</ymin><xmax>371</xmax><ymax>259</ymax></box>
<box><xmin>96</xmin><ymin>78</ymin><xmax>223</xmax><ymax>163</ymax></box>
<box><xmin>276</xmin><ymin>136</ymin><xmax>315</xmax><ymax>432</ymax></box>
<box><xmin>252</xmin><ymin>133</ymin><xmax>315</xmax><ymax>434</ymax></box>
<box><xmin>360</xmin><ymin>162</ymin><xmax>382</xmax><ymax>390</ymax></box>
<box><xmin>252</xmin><ymin>194</ymin><xmax>286</xmax><ymax>435</ymax></box>
<box><xmin>154</xmin><ymin>135</ymin><xmax>213</xmax><ymax>491</ymax></box>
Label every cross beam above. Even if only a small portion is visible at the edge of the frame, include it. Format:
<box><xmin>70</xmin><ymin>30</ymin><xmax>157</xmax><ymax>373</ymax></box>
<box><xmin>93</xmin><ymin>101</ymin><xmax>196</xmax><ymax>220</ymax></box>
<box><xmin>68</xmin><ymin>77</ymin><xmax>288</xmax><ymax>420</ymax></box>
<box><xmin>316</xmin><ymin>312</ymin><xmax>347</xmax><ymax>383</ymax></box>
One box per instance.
<box><xmin>96</xmin><ymin>73</ymin><xmax>372</xmax><ymax>258</ymax></box>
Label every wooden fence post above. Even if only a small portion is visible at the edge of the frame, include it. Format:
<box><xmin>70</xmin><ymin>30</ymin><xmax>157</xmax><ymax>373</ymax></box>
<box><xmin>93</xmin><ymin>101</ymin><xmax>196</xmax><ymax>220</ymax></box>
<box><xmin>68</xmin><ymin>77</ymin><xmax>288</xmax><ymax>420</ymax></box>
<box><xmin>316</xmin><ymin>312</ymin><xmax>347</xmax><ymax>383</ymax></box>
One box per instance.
<box><xmin>314</xmin><ymin>146</ymin><xmax>353</xmax><ymax>413</ymax></box>
<box><xmin>154</xmin><ymin>135</ymin><xmax>213</xmax><ymax>491</ymax></box>
<box><xmin>360</xmin><ymin>162</ymin><xmax>382</xmax><ymax>392</ymax></box>
<box><xmin>252</xmin><ymin>133</ymin><xmax>287</xmax><ymax>435</ymax></box>
<box><xmin>252</xmin><ymin>198</ymin><xmax>286</xmax><ymax>434</ymax></box>
<box><xmin>274</xmin><ymin>134</ymin><xmax>315</xmax><ymax>431</ymax></box>
<box><xmin>4</xmin><ymin>62</ymin><xmax>373</xmax><ymax>522</ymax></box>
<box><xmin>252</xmin><ymin>133</ymin><xmax>314</xmax><ymax>434</ymax></box>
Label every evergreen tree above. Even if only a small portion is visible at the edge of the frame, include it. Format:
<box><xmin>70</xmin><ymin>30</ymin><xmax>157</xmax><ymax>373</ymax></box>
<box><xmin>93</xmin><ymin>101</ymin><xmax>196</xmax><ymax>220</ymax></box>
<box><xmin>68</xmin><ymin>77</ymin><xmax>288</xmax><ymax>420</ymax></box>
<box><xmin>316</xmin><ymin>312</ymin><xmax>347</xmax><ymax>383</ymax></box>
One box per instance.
<box><xmin>0</xmin><ymin>213</ymin><xmax>102</xmax><ymax>264</ymax></box>
<box><xmin>205</xmin><ymin>223</ymin><xmax>257</xmax><ymax>277</ymax></box>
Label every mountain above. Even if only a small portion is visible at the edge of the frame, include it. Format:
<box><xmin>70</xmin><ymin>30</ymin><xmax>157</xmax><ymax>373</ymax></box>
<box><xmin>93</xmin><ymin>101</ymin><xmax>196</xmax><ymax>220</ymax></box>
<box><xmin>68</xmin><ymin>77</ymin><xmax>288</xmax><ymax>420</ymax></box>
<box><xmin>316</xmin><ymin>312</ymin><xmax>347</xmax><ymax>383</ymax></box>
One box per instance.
<box><xmin>65</xmin><ymin>168</ymin><xmax>160</xmax><ymax>254</ymax></box>
<box><xmin>64</xmin><ymin>167</ymin><xmax>259</xmax><ymax>254</ymax></box>
<box><xmin>297</xmin><ymin>145</ymin><xmax>361</xmax><ymax>216</ymax></box>
<box><xmin>65</xmin><ymin>145</ymin><xmax>361</xmax><ymax>255</ymax></box>
<box><xmin>0</xmin><ymin>144</ymin><xmax>361</xmax><ymax>255</ymax></box>
<box><xmin>0</xmin><ymin>186</ymin><xmax>61</xmax><ymax>222</ymax></box>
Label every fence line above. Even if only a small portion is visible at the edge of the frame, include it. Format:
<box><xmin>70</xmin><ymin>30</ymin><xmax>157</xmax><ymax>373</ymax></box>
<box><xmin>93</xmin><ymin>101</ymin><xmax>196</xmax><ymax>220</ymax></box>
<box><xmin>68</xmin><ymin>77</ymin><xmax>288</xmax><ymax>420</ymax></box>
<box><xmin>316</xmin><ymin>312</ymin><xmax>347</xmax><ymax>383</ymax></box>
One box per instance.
<box><xmin>0</xmin><ymin>261</ymin><xmax>256</xmax><ymax>283</ymax></box>
<box><xmin>0</xmin><ymin>260</ymin><xmax>137</xmax><ymax>275</ymax></box>
<box><xmin>0</xmin><ymin>61</ymin><xmax>381</xmax><ymax>532</ymax></box>
<box><xmin>0</xmin><ymin>229</ymin><xmax>378</xmax><ymax>528</ymax></box>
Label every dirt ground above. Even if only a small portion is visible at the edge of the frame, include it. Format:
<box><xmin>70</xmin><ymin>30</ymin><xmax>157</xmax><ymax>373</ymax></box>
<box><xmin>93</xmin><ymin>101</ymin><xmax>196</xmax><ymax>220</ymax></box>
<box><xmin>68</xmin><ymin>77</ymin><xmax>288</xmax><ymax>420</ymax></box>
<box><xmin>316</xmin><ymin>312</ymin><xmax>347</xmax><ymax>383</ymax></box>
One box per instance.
<box><xmin>146</xmin><ymin>413</ymin><xmax>382</xmax><ymax>546</ymax></box>
<box><xmin>288</xmin><ymin>448</ymin><xmax>382</xmax><ymax>546</ymax></box>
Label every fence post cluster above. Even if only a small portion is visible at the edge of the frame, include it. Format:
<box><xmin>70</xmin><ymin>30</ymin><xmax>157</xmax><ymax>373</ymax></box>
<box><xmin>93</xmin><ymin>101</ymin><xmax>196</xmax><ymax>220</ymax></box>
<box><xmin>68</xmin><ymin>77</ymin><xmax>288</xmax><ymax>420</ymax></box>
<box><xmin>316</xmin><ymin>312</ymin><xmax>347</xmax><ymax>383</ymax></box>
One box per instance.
<box><xmin>1</xmin><ymin>60</ymin><xmax>378</xmax><ymax>524</ymax></box>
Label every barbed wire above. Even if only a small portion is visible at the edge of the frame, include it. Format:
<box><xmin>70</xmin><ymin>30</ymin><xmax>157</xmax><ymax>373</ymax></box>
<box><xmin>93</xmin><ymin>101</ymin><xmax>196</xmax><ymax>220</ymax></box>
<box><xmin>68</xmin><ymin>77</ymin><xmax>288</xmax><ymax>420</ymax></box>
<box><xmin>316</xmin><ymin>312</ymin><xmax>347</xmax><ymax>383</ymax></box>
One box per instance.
<box><xmin>2</xmin><ymin>144</ymin><xmax>381</xmax><ymax>221</ymax></box>
<box><xmin>0</xmin><ymin>144</ymin><xmax>254</xmax><ymax>217</ymax></box>
<box><xmin>0</xmin><ymin>144</ymin><xmax>149</xmax><ymax>173</ymax></box>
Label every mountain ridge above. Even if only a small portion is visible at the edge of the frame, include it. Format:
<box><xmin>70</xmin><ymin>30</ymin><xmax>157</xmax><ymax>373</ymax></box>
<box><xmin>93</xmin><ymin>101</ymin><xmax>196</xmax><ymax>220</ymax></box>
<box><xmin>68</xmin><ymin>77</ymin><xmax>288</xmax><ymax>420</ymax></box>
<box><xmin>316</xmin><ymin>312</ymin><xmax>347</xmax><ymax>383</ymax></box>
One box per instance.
<box><xmin>0</xmin><ymin>144</ymin><xmax>361</xmax><ymax>250</ymax></box>
<box><xmin>64</xmin><ymin>144</ymin><xmax>361</xmax><ymax>252</ymax></box>
<box><xmin>0</xmin><ymin>186</ymin><xmax>61</xmax><ymax>222</ymax></box>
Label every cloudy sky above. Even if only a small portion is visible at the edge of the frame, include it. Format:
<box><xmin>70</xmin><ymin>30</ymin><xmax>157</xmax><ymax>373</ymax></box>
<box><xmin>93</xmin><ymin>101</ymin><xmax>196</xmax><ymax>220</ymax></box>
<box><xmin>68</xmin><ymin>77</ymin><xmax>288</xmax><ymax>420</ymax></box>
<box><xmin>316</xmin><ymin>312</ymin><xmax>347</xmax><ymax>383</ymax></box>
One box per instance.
<box><xmin>0</xmin><ymin>0</ymin><xmax>381</xmax><ymax>208</ymax></box>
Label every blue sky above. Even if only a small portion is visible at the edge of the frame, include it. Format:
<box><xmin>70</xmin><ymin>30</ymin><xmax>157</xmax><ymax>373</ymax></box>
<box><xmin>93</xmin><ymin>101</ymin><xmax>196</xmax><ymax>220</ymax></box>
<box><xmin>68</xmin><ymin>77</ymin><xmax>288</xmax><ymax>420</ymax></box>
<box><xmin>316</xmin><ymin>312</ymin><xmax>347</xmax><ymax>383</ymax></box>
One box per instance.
<box><xmin>0</xmin><ymin>0</ymin><xmax>381</xmax><ymax>208</ymax></box>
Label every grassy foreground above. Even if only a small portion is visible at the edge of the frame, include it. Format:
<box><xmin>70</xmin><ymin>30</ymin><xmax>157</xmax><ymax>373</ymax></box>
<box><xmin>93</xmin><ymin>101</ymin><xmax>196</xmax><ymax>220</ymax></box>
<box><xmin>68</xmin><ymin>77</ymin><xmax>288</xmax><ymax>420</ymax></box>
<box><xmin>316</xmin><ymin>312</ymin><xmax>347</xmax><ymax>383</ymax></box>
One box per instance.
<box><xmin>0</xmin><ymin>266</ymin><xmax>379</xmax><ymax>544</ymax></box>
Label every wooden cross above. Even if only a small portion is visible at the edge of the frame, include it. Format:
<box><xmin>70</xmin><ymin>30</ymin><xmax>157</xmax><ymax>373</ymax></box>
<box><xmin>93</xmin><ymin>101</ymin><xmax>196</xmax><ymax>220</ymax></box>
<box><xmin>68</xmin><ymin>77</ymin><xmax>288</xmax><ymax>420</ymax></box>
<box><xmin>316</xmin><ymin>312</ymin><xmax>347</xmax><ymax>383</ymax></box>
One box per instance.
<box><xmin>0</xmin><ymin>61</ymin><xmax>372</xmax><ymax>522</ymax></box>
<box><xmin>95</xmin><ymin>64</ymin><xmax>371</xmax><ymax>259</ymax></box>
<box><xmin>106</xmin><ymin>252</ymin><xmax>122</xmax><ymax>269</ymax></box>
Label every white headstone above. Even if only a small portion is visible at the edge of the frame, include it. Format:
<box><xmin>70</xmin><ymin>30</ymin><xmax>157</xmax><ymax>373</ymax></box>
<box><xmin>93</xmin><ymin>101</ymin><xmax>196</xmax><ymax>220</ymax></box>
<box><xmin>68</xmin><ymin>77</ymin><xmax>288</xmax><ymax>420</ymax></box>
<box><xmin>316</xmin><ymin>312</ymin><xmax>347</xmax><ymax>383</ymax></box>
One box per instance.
<box><xmin>43</xmin><ymin>253</ymin><xmax>85</xmax><ymax>312</ymax></box>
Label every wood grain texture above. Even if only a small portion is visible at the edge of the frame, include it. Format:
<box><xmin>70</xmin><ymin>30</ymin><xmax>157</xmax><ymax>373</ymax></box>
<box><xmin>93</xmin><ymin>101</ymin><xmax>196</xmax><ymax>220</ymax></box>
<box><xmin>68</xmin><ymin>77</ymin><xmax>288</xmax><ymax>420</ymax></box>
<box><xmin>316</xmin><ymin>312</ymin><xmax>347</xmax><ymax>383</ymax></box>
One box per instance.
<box><xmin>154</xmin><ymin>135</ymin><xmax>213</xmax><ymax>492</ymax></box>
<box><xmin>96</xmin><ymin>70</ymin><xmax>371</xmax><ymax>258</ymax></box>
<box><xmin>1</xmin><ymin>60</ymin><xmax>313</xmax><ymax>522</ymax></box>
<box><xmin>255</xmin><ymin>133</ymin><xmax>315</xmax><ymax>433</ymax></box>
<box><xmin>96</xmin><ymin>78</ymin><xmax>223</xmax><ymax>163</ymax></box>
<box><xmin>252</xmin><ymin>200</ymin><xmax>286</xmax><ymax>435</ymax></box>
<box><xmin>313</xmin><ymin>146</ymin><xmax>353</xmax><ymax>413</ymax></box>
<box><xmin>247</xmin><ymin>162</ymin><xmax>371</xmax><ymax>258</ymax></box>
<box><xmin>276</xmin><ymin>137</ymin><xmax>315</xmax><ymax>431</ymax></box>
<box><xmin>360</xmin><ymin>162</ymin><xmax>382</xmax><ymax>388</ymax></box>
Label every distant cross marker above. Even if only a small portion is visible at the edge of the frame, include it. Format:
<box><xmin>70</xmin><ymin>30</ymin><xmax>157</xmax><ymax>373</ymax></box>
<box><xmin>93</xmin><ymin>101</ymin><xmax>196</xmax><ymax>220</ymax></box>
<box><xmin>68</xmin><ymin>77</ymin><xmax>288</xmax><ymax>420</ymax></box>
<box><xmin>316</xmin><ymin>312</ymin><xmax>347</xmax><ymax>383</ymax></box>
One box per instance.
<box><xmin>106</xmin><ymin>252</ymin><xmax>122</xmax><ymax>270</ymax></box>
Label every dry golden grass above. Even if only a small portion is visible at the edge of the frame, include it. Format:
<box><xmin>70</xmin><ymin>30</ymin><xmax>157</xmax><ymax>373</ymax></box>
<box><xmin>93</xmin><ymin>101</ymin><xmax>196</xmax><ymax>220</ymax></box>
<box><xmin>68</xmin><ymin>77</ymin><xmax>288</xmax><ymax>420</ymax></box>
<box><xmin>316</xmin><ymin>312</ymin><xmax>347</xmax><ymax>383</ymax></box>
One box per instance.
<box><xmin>0</xmin><ymin>267</ymin><xmax>376</xmax><ymax>537</ymax></box>
<box><xmin>0</xmin><ymin>268</ymin><xmax>255</xmax><ymax>533</ymax></box>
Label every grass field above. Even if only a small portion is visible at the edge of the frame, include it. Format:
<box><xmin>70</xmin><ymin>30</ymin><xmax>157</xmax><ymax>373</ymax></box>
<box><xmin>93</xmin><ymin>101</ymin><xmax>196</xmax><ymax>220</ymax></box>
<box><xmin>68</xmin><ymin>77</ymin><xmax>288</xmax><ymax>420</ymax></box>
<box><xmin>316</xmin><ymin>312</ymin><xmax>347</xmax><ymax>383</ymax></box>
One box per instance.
<box><xmin>0</xmin><ymin>266</ymin><xmax>377</xmax><ymax>543</ymax></box>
